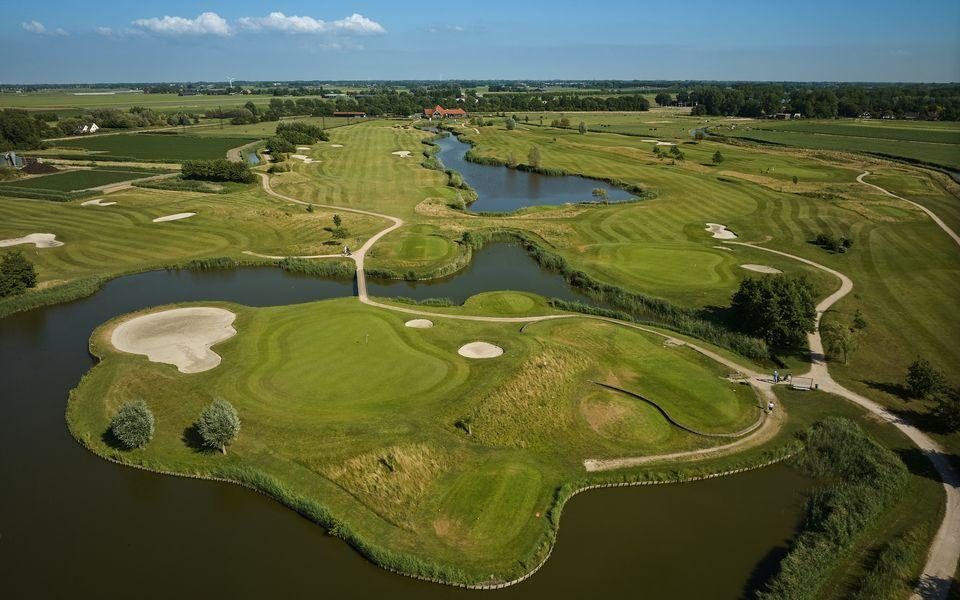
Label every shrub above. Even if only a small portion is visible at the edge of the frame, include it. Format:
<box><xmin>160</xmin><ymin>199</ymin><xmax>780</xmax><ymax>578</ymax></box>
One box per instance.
<box><xmin>109</xmin><ymin>400</ymin><xmax>155</xmax><ymax>449</ymax></box>
<box><xmin>268</xmin><ymin>163</ymin><xmax>290</xmax><ymax>174</ymax></box>
<box><xmin>196</xmin><ymin>398</ymin><xmax>241</xmax><ymax>454</ymax></box>
<box><xmin>757</xmin><ymin>418</ymin><xmax>908</xmax><ymax>599</ymax></box>
<box><xmin>266</xmin><ymin>135</ymin><xmax>296</xmax><ymax>154</ymax></box>
<box><xmin>278</xmin><ymin>258</ymin><xmax>355</xmax><ymax>279</ymax></box>
<box><xmin>731</xmin><ymin>275</ymin><xmax>817</xmax><ymax>347</ymax></box>
<box><xmin>906</xmin><ymin>358</ymin><xmax>945</xmax><ymax>398</ymax></box>
<box><xmin>0</xmin><ymin>250</ymin><xmax>38</xmax><ymax>297</ymax></box>
<box><xmin>276</xmin><ymin>121</ymin><xmax>328</xmax><ymax>145</ymax></box>
<box><xmin>181</xmin><ymin>159</ymin><xmax>255</xmax><ymax>183</ymax></box>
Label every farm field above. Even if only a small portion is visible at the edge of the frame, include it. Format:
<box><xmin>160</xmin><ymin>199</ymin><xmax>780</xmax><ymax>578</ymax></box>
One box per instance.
<box><xmin>720</xmin><ymin>119</ymin><xmax>960</xmax><ymax>170</ymax></box>
<box><xmin>44</xmin><ymin>132</ymin><xmax>257</xmax><ymax>161</ymax></box>
<box><xmin>0</xmin><ymin>167</ymin><xmax>161</xmax><ymax>193</ymax></box>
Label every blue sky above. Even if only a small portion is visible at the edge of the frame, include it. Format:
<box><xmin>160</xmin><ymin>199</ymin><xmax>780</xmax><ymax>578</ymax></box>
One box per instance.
<box><xmin>2</xmin><ymin>1</ymin><xmax>958</xmax><ymax>83</ymax></box>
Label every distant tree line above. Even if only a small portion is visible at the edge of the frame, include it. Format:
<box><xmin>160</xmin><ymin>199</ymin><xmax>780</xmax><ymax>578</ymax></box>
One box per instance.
<box><xmin>683</xmin><ymin>83</ymin><xmax>960</xmax><ymax>120</ymax></box>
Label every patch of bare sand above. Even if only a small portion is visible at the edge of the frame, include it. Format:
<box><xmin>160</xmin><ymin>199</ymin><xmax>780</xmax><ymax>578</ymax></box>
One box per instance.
<box><xmin>705</xmin><ymin>223</ymin><xmax>737</xmax><ymax>239</ymax></box>
<box><xmin>111</xmin><ymin>307</ymin><xmax>236</xmax><ymax>374</ymax></box>
<box><xmin>405</xmin><ymin>319</ymin><xmax>433</xmax><ymax>328</ymax></box>
<box><xmin>153</xmin><ymin>213</ymin><xmax>196</xmax><ymax>223</ymax></box>
<box><xmin>0</xmin><ymin>233</ymin><xmax>64</xmax><ymax>248</ymax></box>
<box><xmin>741</xmin><ymin>264</ymin><xmax>782</xmax><ymax>274</ymax></box>
<box><xmin>458</xmin><ymin>341</ymin><xmax>503</xmax><ymax>359</ymax></box>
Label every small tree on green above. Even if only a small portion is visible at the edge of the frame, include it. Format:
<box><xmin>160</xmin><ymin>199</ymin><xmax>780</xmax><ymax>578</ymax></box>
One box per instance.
<box><xmin>907</xmin><ymin>358</ymin><xmax>946</xmax><ymax>398</ymax></box>
<box><xmin>527</xmin><ymin>146</ymin><xmax>541</xmax><ymax>168</ymax></box>
<box><xmin>333</xmin><ymin>214</ymin><xmax>342</xmax><ymax>228</ymax></box>
<box><xmin>578</xmin><ymin>121</ymin><xmax>587</xmax><ymax>135</ymax></box>
<box><xmin>793</xmin><ymin>175</ymin><xmax>799</xmax><ymax>184</ymax></box>
<box><xmin>306</xmin><ymin>203</ymin><xmax>314</xmax><ymax>213</ymax></box>
<box><xmin>109</xmin><ymin>400</ymin><xmax>155</xmax><ymax>449</ymax></box>
<box><xmin>196</xmin><ymin>399</ymin><xmax>241</xmax><ymax>454</ymax></box>
<box><xmin>505</xmin><ymin>117</ymin><xmax>516</xmax><ymax>130</ymax></box>
<box><xmin>592</xmin><ymin>188</ymin><xmax>608</xmax><ymax>202</ymax></box>
<box><xmin>934</xmin><ymin>387</ymin><xmax>960</xmax><ymax>432</ymax></box>
<box><xmin>712</xmin><ymin>150</ymin><xmax>725</xmax><ymax>164</ymax></box>
<box><xmin>506</xmin><ymin>152</ymin><xmax>518</xmax><ymax>168</ymax></box>
<box><xmin>0</xmin><ymin>250</ymin><xmax>38</xmax><ymax>298</ymax></box>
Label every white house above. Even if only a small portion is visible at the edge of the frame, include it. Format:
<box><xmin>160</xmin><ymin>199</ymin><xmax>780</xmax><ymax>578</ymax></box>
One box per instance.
<box><xmin>75</xmin><ymin>123</ymin><xmax>100</xmax><ymax>134</ymax></box>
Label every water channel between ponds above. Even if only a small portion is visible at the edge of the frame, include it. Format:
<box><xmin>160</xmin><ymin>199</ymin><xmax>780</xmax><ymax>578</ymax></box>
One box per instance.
<box><xmin>0</xmin><ymin>242</ymin><xmax>814</xmax><ymax>598</ymax></box>
<box><xmin>432</xmin><ymin>134</ymin><xmax>634</xmax><ymax>213</ymax></box>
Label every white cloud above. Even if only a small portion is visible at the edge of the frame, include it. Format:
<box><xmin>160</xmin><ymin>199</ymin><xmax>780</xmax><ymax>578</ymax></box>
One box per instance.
<box><xmin>238</xmin><ymin>12</ymin><xmax>385</xmax><ymax>35</ymax></box>
<box><xmin>22</xmin><ymin>21</ymin><xmax>47</xmax><ymax>34</ymax></box>
<box><xmin>22</xmin><ymin>21</ymin><xmax>68</xmax><ymax>35</ymax></box>
<box><xmin>132</xmin><ymin>12</ymin><xmax>231</xmax><ymax>36</ymax></box>
<box><xmin>424</xmin><ymin>24</ymin><xmax>465</xmax><ymax>33</ymax></box>
<box><xmin>96</xmin><ymin>27</ymin><xmax>114</xmax><ymax>36</ymax></box>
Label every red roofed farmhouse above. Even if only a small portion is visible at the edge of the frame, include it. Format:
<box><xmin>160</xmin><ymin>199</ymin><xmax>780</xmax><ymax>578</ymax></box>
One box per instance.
<box><xmin>424</xmin><ymin>105</ymin><xmax>467</xmax><ymax>119</ymax></box>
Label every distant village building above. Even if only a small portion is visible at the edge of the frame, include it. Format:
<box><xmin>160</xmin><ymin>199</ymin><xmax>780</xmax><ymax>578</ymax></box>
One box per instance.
<box><xmin>333</xmin><ymin>111</ymin><xmax>367</xmax><ymax>118</ymax></box>
<box><xmin>74</xmin><ymin>123</ymin><xmax>100</xmax><ymax>134</ymax></box>
<box><xmin>424</xmin><ymin>105</ymin><xmax>467</xmax><ymax>119</ymax></box>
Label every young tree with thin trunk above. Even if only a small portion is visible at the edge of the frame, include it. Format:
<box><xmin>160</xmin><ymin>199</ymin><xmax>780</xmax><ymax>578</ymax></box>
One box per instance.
<box><xmin>196</xmin><ymin>399</ymin><xmax>241</xmax><ymax>454</ymax></box>
<box><xmin>527</xmin><ymin>146</ymin><xmax>541</xmax><ymax>168</ymax></box>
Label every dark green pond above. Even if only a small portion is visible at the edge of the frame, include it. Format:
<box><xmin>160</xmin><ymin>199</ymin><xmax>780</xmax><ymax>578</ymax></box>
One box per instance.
<box><xmin>0</xmin><ymin>244</ymin><xmax>810</xmax><ymax>599</ymax></box>
<box><xmin>434</xmin><ymin>135</ymin><xmax>634</xmax><ymax>212</ymax></box>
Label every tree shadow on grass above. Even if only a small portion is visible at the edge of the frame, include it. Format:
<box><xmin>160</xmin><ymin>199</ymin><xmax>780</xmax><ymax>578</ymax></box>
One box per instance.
<box><xmin>181</xmin><ymin>424</ymin><xmax>214</xmax><ymax>454</ymax></box>
<box><xmin>894</xmin><ymin>446</ymin><xmax>944</xmax><ymax>484</ymax></box>
<box><xmin>863</xmin><ymin>379</ymin><xmax>911</xmax><ymax>399</ymax></box>
<box><xmin>101</xmin><ymin>427</ymin><xmax>126</xmax><ymax>451</ymax></box>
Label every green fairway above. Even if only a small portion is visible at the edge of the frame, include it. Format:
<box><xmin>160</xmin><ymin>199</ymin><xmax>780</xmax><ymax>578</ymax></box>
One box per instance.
<box><xmin>0</xmin><ymin>184</ymin><xmax>385</xmax><ymax>288</ymax></box>
<box><xmin>46</xmin><ymin>133</ymin><xmax>257</xmax><ymax>161</ymax></box>
<box><xmin>68</xmin><ymin>297</ymin><xmax>763</xmax><ymax>583</ymax></box>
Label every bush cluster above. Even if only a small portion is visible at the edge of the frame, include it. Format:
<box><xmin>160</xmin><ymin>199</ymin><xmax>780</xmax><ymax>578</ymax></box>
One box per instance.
<box><xmin>814</xmin><ymin>232</ymin><xmax>854</xmax><ymax>253</ymax></box>
<box><xmin>181</xmin><ymin>159</ymin><xmax>255</xmax><ymax>183</ymax></box>
<box><xmin>757</xmin><ymin>418</ymin><xmax>909</xmax><ymax>599</ymax></box>
<box><xmin>0</xmin><ymin>250</ymin><xmax>37</xmax><ymax>298</ymax></box>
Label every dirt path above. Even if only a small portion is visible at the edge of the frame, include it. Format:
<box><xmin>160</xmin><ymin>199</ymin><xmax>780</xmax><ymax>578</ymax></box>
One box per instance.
<box><xmin>858</xmin><ymin>170</ymin><xmax>960</xmax><ymax>248</ymax></box>
<box><xmin>728</xmin><ymin>239</ymin><xmax>959</xmax><ymax>600</ymax></box>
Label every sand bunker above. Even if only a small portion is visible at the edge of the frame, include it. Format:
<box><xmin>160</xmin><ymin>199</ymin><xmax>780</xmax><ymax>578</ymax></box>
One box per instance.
<box><xmin>0</xmin><ymin>233</ymin><xmax>64</xmax><ymax>248</ymax></box>
<box><xmin>741</xmin><ymin>264</ymin><xmax>782</xmax><ymax>274</ymax></box>
<box><xmin>713</xmin><ymin>245</ymin><xmax>734</xmax><ymax>251</ymax></box>
<box><xmin>392</xmin><ymin>150</ymin><xmax>412</xmax><ymax>158</ymax></box>
<box><xmin>296</xmin><ymin>146</ymin><xmax>312</xmax><ymax>151</ymax></box>
<box><xmin>655</xmin><ymin>141</ymin><xmax>676</xmax><ymax>146</ymax></box>
<box><xmin>458</xmin><ymin>342</ymin><xmax>503</xmax><ymax>359</ymax></box>
<box><xmin>705</xmin><ymin>223</ymin><xmax>737</xmax><ymax>239</ymax></box>
<box><xmin>81</xmin><ymin>198</ymin><xmax>117</xmax><ymax>207</ymax></box>
<box><xmin>111</xmin><ymin>307</ymin><xmax>237</xmax><ymax>374</ymax></box>
<box><xmin>330</xmin><ymin>144</ymin><xmax>344</xmax><ymax>148</ymax></box>
<box><xmin>641</xmin><ymin>139</ymin><xmax>659</xmax><ymax>143</ymax></box>
<box><xmin>405</xmin><ymin>319</ymin><xmax>434</xmax><ymax>328</ymax></box>
<box><xmin>290</xmin><ymin>154</ymin><xmax>317</xmax><ymax>163</ymax></box>
<box><xmin>153</xmin><ymin>213</ymin><xmax>196</xmax><ymax>223</ymax></box>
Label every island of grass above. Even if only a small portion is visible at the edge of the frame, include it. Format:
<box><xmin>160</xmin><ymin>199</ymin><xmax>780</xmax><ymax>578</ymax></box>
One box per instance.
<box><xmin>68</xmin><ymin>295</ymin><xmax>766</xmax><ymax>586</ymax></box>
